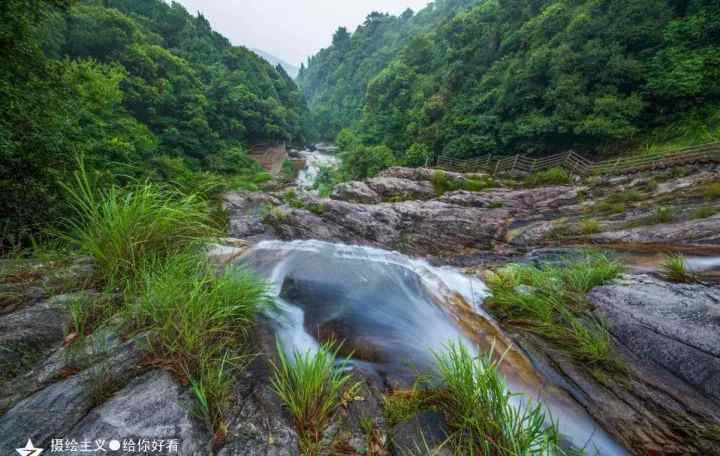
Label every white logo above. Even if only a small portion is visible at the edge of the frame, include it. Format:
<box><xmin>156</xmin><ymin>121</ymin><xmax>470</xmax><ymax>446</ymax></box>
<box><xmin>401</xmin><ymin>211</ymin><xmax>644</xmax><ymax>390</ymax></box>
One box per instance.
<box><xmin>16</xmin><ymin>439</ymin><xmax>44</xmax><ymax>456</ymax></box>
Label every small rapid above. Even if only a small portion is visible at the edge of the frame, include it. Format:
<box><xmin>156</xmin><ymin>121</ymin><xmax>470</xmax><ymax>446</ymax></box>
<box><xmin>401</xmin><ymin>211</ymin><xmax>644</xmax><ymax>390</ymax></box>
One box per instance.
<box><xmin>234</xmin><ymin>240</ymin><xmax>627</xmax><ymax>455</ymax></box>
<box><xmin>295</xmin><ymin>150</ymin><xmax>340</xmax><ymax>191</ymax></box>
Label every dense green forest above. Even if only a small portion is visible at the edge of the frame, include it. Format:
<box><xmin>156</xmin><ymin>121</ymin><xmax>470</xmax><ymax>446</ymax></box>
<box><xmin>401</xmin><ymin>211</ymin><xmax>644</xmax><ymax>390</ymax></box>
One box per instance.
<box><xmin>297</xmin><ymin>0</ymin><xmax>480</xmax><ymax>141</ymax></box>
<box><xmin>300</xmin><ymin>0</ymin><xmax>720</xmax><ymax>176</ymax></box>
<box><xmin>1</xmin><ymin>0</ymin><xmax>308</xmax><ymax>246</ymax></box>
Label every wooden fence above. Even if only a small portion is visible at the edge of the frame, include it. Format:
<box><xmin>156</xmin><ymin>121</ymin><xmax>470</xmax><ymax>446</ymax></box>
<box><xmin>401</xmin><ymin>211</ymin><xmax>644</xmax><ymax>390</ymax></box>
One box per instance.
<box><xmin>436</xmin><ymin>142</ymin><xmax>720</xmax><ymax>176</ymax></box>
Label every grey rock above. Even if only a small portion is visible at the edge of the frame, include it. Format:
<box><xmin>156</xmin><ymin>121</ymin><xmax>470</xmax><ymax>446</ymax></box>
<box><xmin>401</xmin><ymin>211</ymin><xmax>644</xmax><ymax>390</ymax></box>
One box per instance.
<box><xmin>438</xmin><ymin>186</ymin><xmax>580</xmax><ymax>216</ymax></box>
<box><xmin>0</xmin><ymin>335</ymin><xmax>146</xmax><ymax>452</ymax></box>
<box><xmin>0</xmin><ymin>327</ymin><xmax>123</xmax><ymax>411</ymax></box>
<box><xmin>224</xmin><ymin>191</ymin><xmax>282</xmax><ymax>240</ymax></box>
<box><xmin>390</xmin><ymin>411</ymin><xmax>450</xmax><ymax>456</ymax></box>
<box><xmin>589</xmin><ymin>214</ymin><xmax>720</xmax><ymax>245</ymax></box>
<box><xmin>217</xmin><ymin>325</ymin><xmax>299</xmax><ymax>456</ymax></box>
<box><xmin>331</xmin><ymin>181</ymin><xmax>380</xmax><ymax>204</ymax></box>
<box><xmin>588</xmin><ymin>274</ymin><xmax>720</xmax><ymax>401</ymax></box>
<box><xmin>263</xmin><ymin>197</ymin><xmax>509</xmax><ymax>257</ymax></box>
<box><xmin>56</xmin><ymin>370</ymin><xmax>211</xmax><ymax>456</ymax></box>
<box><xmin>0</xmin><ymin>293</ymin><xmax>75</xmax><ymax>377</ymax></box>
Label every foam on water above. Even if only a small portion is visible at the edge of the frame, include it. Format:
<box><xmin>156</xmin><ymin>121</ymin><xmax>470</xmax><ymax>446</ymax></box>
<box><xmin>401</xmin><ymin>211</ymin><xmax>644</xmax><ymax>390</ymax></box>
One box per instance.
<box><xmin>295</xmin><ymin>151</ymin><xmax>340</xmax><ymax>190</ymax></box>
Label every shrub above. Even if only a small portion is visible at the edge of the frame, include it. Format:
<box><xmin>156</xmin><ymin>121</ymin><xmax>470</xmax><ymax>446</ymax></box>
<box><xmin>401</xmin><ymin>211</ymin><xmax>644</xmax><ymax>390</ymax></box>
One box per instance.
<box><xmin>660</xmin><ymin>254</ymin><xmax>699</xmax><ymax>283</ymax></box>
<box><xmin>485</xmin><ymin>254</ymin><xmax>623</xmax><ymax>368</ymax></box>
<box><xmin>271</xmin><ymin>342</ymin><xmax>358</xmax><ymax>454</ymax></box>
<box><xmin>61</xmin><ymin>164</ymin><xmax>217</xmax><ymax>285</ymax></box>
<box><xmin>525</xmin><ymin>167</ymin><xmax>570</xmax><ymax>186</ymax></box>
<box><xmin>434</xmin><ymin>342</ymin><xmax>562</xmax><ymax>455</ymax></box>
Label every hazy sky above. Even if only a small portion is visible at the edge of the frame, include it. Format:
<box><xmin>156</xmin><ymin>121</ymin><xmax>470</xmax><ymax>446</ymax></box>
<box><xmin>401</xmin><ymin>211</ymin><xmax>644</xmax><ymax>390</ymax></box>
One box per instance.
<box><xmin>173</xmin><ymin>0</ymin><xmax>432</xmax><ymax>67</ymax></box>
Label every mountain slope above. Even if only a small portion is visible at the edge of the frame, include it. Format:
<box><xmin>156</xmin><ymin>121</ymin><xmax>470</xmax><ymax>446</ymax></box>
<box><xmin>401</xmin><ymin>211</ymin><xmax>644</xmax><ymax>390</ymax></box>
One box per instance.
<box><xmin>251</xmin><ymin>48</ymin><xmax>299</xmax><ymax>78</ymax></box>
<box><xmin>297</xmin><ymin>0</ymin><xmax>480</xmax><ymax>141</ymax></box>
<box><xmin>300</xmin><ymin>0</ymin><xmax>720</xmax><ymax>163</ymax></box>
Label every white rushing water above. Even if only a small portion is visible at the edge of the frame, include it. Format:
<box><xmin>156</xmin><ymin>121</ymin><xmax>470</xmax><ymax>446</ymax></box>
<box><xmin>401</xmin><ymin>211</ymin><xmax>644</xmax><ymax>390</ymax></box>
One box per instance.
<box><xmin>295</xmin><ymin>150</ymin><xmax>340</xmax><ymax>190</ymax></box>
<box><xmin>235</xmin><ymin>239</ymin><xmax>627</xmax><ymax>456</ymax></box>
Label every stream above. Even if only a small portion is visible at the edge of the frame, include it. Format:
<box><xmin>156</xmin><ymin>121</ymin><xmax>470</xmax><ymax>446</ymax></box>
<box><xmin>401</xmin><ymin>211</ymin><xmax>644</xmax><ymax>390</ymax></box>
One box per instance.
<box><xmin>232</xmin><ymin>151</ymin><xmax>629</xmax><ymax>454</ymax></box>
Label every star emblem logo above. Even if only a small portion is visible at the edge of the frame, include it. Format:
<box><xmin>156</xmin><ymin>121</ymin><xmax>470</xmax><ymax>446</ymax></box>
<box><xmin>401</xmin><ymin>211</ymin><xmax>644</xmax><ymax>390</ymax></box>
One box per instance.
<box><xmin>16</xmin><ymin>439</ymin><xmax>44</xmax><ymax>456</ymax></box>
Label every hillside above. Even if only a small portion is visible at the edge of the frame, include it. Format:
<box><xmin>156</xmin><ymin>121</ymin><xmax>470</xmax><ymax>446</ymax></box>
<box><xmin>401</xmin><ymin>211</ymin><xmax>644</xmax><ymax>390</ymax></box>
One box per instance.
<box><xmin>296</xmin><ymin>0</ymin><xmax>480</xmax><ymax>141</ymax></box>
<box><xmin>251</xmin><ymin>48</ymin><xmax>300</xmax><ymax>79</ymax></box>
<box><xmin>1</xmin><ymin>0</ymin><xmax>308</xmax><ymax>243</ymax></box>
<box><xmin>300</xmin><ymin>0</ymin><xmax>720</xmax><ymax>164</ymax></box>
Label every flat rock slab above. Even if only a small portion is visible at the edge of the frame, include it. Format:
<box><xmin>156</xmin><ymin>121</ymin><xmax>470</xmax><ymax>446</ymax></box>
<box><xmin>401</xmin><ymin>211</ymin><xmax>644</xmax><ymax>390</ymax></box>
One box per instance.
<box><xmin>588</xmin><ymin>215</ymin><xmax>720</xmax><ymax>246</ymax></box>
<box><xmin>56</xmin><ymin>370</ymin><xmax>210</xmax><ymax>456</ymax></box>
<box><xmin>588</xmin><ymin>274</ymin><xmax>720</xmax><ymax>401</ymax></box>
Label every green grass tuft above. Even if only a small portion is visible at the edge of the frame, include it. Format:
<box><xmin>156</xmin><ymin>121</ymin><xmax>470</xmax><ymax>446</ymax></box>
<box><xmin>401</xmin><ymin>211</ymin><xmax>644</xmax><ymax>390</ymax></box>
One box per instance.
<box><xmin>692</xmin><ymin>205</ymin><xmax>718</xmax><ymax>219</ymax></box>
<box><xmin>577</xmin><ymin>218</ymin><xmax>601</xmax><ymax>235</ymax></box>
<box><xmin>61</xmin><ymin>163</ymin><xmax>218</xmax><ymax>286</ymax></box>
<box><xmin>485</xmin><ymin>254</ymin><xmax>623</xmax><ymax>368</ymax></box>
<box><xmin>525</xmin><ymin>167</ymin><xmax>571</xmax><ymax>186</ymax></box>
<box><xmin>434</xmin><ymin>342</ymin><xmax>563</xmax><ymax>455</ymax></box>
<box><xmin>702</xmin><ymin>181</ymin><xmax>720</xmax><ymax>200</ymax></box>
<box><xmin>126</xmin><ymin>252</ymin><xmax>271</xmax><ymax>429</ymax></box>
<box><xmin>659</xmin><ymin>254</ymin><xmax>699</xmax><ymax>284</ymax></box>
<box><xmin>271</xmin><ymin>341</ymin><xmax>358</xmax><ymax>454</ymax></box>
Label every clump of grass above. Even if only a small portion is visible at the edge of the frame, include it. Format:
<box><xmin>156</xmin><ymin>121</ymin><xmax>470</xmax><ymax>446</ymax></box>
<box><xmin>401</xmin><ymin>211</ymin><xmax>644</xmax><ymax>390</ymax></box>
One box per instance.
<box><xmin>607</xmin><ymin>189</ymin><xmax>645</xmax><ymax>204</ymax></box>
<box><xmin>545</xmin><ymin>218</ymin><xmax>570</xmax><ymax>240</ymax></box>
<box><xmin>383</xmin><ymin>375</ymin><xmax>436</xmax><ymax>426</ymax></box>
<box><xmin>283</xmin><ymin>189</ymin><xmax>305</xmax><ymax>209</ymax></box>
<box><xmin>434</xmin><ymin>342</ymin><xmax>562</xmax><ymax>455</ymax></box>
<box><xmin>484</xmin><ymin>254</ymin><xmax>624</xmax><ymax>368</ymax></box>
<box><xmin>692</xmin><ymin>205</ymin><xmax>718</xmax><ymax>219</ymax></box>
<box><xmin>488</xmin><ymin>201</ymin><xmax>504</xmax><ymax>209</ymax></box>
<box><xmin>577</xmin><ymin>218</ymin><xmax>601</xmax><ymax>235</ymax></box>
<box><xmin>659</xmin><ymin>254</ymin><xmax>699</xmax><ymax>283</ymax></box>
<box><xmin>271</xmin><ymin>341</ymin><xmax>358</xmax><ymax>455</ymax></box>
<box><xmin>595</xmin><ymin>200</ymin><xmax>626</xmax><ymax>215</ymax></box>
<box><xmin>702</xmin><ymin>181</ymin><xmax>720</xmax><ymax>200</ymax></box>
<box><xmin>432</xmin><ymin>171</ymin><xmax>491</xmax><ymax>195</ymax></box>
<box><xmin>306</xmin><ymin>201</ymin><xmax>328</xmax><ymax>216</ymax></box>
<box><xmin>626</xmin><ymin>206</ymin><xmax>678</xmax><ymax>228</ymax></box>
<box><xmin>525</xmin><ymin>167</ymin><xmax>571</xmax><ymax>186</ymax></box>
<box><xmin>126</xmin><ymin>252</ymin><xmax>271</xmax><ymax>429</ymax></box>
<box><xmin>61</xmin><ymin>163</ymin><xmax>217</xmax><ymax>286</ymax></box>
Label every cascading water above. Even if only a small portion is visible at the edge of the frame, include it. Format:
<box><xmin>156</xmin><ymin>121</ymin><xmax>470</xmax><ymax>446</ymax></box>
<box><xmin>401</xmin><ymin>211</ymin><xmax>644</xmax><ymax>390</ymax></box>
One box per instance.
<box><xmin>234</xmin><ymin>239</ymin><xmax>627</xmax><ymax>455</ymax></box>
<box><xmin>295</xmin><ymin>150</ymin><xmax>340</xmax><ymax>190</ymax></box>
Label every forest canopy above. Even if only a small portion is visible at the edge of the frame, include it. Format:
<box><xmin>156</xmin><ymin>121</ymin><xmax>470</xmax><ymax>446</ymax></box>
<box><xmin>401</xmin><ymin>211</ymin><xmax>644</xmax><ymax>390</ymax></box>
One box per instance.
<box><xmin>1</xmin><ymin>0</ymin><xmax>308</xmax><ymax>244</ymax></box>
<box><xmin>299</xmin><ymin>0</ymin><xmax>720</xmax><ymax>173</ymax></box>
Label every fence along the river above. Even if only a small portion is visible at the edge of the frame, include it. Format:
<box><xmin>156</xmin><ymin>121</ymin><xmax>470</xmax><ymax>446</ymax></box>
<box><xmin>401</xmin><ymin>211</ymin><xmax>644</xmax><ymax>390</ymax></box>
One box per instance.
<box><xmin>436</xmin><ymin>142</ymin><xmax>720</xmax><ymax>176</ymax></box>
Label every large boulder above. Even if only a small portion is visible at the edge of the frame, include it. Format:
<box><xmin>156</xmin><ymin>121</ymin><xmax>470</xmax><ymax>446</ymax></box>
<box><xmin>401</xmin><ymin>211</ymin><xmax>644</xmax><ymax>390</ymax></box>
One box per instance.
<box><xmin>224</xmin><ymin>191</ymin><xmax>282</xmax><ymax>240</ymax></box>
<box><xmin>56</xmin><ymin>370</ymin><xmax>211</xmax><ymax>456</ymax></box>
<box><xmin>262</xmin><ymin>197</ymin><xmax>509</xmax><ymax>257</ymax></box>
<box><xmin>331</xmin><ymin>177</ymin><xmax>436</xmax><ymax>204</ymax></box>
<box><xmin>515</xmin><ymin>274</ymin><xmax>720</xmax><ymax>455</ymax></box>
<box><xmin>330</xmin><ymin>181</ymin><xmax>381</xmax><ymax>204</ymax></box>
<box><xmin>0</xmin><ymin>336</ymin><xmax>146</xmax><ymax>453</ymax></box>
<box><xmin>588</xmin><ymin>274</ymin><xmax>720</xmax><ymax>402</ymax></box>
<box><xmin>0</xmin><ymin>293</ymin><xmax>75</xmax><ymax>380</ymax></box>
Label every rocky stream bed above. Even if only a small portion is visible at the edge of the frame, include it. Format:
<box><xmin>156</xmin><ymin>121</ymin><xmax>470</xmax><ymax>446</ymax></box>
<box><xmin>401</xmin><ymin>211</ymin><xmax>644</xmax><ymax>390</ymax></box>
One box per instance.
<box><xmin>1</xmin><ymin>159</ymin><xmax>719</xmax><ymax>455</ymax></box>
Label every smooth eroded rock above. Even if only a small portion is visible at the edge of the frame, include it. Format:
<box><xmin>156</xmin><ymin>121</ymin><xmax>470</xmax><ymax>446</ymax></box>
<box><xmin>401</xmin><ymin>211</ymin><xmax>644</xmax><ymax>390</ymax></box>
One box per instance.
<box><xmin>56</xmin><ymin>370</ymin><xmax>211</xmax><ymax>456</ymax></box>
